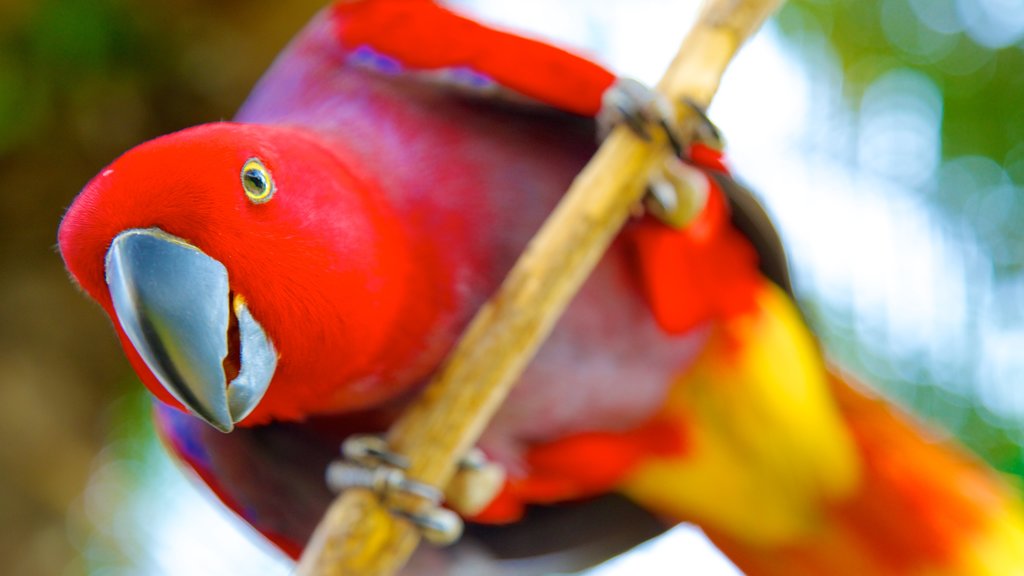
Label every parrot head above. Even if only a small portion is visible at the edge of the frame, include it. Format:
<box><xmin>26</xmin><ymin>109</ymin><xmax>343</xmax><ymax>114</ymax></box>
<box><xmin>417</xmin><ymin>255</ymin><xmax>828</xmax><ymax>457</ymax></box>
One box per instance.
<box><xmin>59</xmin><ymin>122</ymin><xmax>425</xmax><ymax>431</ymax></box>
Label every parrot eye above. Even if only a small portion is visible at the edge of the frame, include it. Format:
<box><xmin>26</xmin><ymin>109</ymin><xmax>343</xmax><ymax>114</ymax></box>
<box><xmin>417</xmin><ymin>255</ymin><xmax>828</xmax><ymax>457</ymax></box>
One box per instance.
<box><xmin>241</xmin><ymin>158</ymin><xmax>275</xmax><ymax>204</ymax></box>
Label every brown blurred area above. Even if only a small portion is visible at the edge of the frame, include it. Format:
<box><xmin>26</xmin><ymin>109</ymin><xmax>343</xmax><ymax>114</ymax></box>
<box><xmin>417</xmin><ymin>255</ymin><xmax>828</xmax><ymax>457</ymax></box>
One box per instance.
<box><xmin>0</xmin><ymin>1</ymin><xmax>324</xmax><ymax>574</ymax></box>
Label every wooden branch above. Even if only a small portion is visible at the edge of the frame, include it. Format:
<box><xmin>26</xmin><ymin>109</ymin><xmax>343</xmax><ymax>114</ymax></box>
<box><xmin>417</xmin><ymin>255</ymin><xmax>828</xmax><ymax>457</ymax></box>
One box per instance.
<box><xmin>296</xmin><ymin>1</ymin><xmax>785</xmax><ymax>574</ymax></box>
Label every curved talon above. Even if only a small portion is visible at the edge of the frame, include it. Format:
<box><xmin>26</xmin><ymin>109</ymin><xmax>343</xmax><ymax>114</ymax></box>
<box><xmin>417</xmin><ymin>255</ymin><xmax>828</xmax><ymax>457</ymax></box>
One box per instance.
<box><xmin>393</xmin><ymin>508</ymin><xmax>464</xmax><ymax>546</ymax></box>
<box><xmin>326</xmin><ymin>461</ymin><xmax>443</xmax><ymax>504</ymax></box>
<box><xmin>457</xmin><ymin>447</ymin><xmax>489</xmax><ymax>471</ymax></box>
<box><xmin>328</xmin><ymin>436</ymin><xmax>505</xmax><ymax>546</ymax></box>
<box><xmin>645</xmin><ymin>155</ymin><xmax>711</xmax><ymax>229</ymax></box>
<box><xmin>325</xmin><ymin>456</ymin><xmax>461</xmax><ymax>545</ymax></box>
<box><xmin>599</xmin><ymin>79</ymin><xmax>724</xmax><ymax>230</ymax></box>
<box><xmin>446</xmin><ymin>447</ymin><xmax>506</xmax><ymax>517</ymax></box>
<box><xmin>598</xmin><ymin>77</ymin><xmax>684</xmax><ymax>155</ymax></box>
<box><xmin>680</xmin><ymin>97</ymin><xmax>724</xmax><ymax>151</ymax></box>
<box><xmin>341</xmin><ymin>434</ymin><xmax>410</xmax><ymax>469</ymax></box>
<box><xmin>598</xmin><ymin>79</ymin><xmax>724</xmax><ymax>158</ymax></box>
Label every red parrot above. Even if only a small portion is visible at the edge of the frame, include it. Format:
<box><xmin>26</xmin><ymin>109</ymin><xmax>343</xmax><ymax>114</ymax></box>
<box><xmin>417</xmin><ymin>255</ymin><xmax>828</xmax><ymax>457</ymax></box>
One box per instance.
<box><xmin>59</xmin><ymin>1</ymin><xmax>1024</xmax><ymax>574</ymax></box>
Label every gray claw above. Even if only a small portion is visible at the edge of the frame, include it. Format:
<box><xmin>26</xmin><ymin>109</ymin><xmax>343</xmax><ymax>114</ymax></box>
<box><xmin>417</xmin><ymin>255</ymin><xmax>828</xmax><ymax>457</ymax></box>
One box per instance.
<box><xmin>598</xmin><ymin>78</ymin><xmax>682</xmax><ymax>154</ymax></box>
<box><xmin>598</xmin><ymin>78</ymin><xmax>724</xmax><ymax>156</ymax></box>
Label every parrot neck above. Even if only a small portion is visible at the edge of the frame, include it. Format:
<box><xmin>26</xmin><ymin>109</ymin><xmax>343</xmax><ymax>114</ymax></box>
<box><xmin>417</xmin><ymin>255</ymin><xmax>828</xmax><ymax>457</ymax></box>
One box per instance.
<box><xmin>233</xmin><ymin>125</ymin><xmax>460</xmax><ymax>422</ymax></box>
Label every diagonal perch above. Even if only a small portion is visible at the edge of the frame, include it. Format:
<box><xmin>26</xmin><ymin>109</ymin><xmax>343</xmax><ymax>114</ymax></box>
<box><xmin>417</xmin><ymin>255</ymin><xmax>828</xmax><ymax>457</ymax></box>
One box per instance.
<box><xmin>296</xmin><ymin>0</ymin><xmax>787</xmax><ymax>574</ymax></box>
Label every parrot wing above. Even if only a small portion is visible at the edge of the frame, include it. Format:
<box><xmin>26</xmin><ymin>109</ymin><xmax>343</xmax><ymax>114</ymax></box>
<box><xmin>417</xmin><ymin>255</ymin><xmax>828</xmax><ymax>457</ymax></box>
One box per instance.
<box><xmin>324</xmin><ymin>0</ymin><xmax>616</xmax><ymax>116</ymax></box>
<box><xmin>238</xmin><ymin>0</ymin><xmax>615</xmax><ymax>126</ymax></box>
<box><xmin>715</xmin><ymin>173</ymin><xmax>793</xmax><ymax>297</ymax></box>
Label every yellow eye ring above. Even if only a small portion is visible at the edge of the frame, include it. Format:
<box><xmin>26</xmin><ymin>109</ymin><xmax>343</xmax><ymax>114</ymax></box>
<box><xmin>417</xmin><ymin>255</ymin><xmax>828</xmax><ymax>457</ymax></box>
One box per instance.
<box><xmin>241</xmin><ymin>158</ymin><xmax>275</xmax><ymax>204</ymax></box>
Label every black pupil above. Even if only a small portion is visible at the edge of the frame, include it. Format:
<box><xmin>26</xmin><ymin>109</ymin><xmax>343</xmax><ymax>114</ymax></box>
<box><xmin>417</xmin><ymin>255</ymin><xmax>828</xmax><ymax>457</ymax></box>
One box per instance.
<box><xmin>244</xmin><ymin>169</ymin><xmax>266</xmax><ymax>192</ymax></box>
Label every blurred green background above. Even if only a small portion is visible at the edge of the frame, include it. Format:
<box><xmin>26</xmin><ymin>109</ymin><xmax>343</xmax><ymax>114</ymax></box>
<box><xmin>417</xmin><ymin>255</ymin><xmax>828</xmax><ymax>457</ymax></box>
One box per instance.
<box><xmin>773</xmin><ymin>0</ymin><xmax>1024</xmax><ymax>474</ymax></box>
<box><xmin>0</xmin><ymin>1</ymin><xmax>324</xmax><ymax>573</ymax></box>
<box><xmin>1</xmin><ymin>0</ymin><xmax>1022</xmax><ymax>574</ymax></box>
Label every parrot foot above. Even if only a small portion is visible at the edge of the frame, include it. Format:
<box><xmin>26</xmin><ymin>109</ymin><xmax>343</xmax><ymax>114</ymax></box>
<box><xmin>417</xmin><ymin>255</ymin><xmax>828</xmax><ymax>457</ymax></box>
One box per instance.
<box><xmin>597</xmin><ymin>77</ymin><xmax>723</xmax><ymax>155</ymax></box>
<box><xmin>597</xmin><ymin>77</ymin><xmax>682</xmax><ymax>153</ymax></box>
<box><xmin>326</xmin><ymin>436</ymin><xmax>506</xmax><ymax>545</ymax></box>
<box><xmin>598</xmin><ymin>78</ymin><xmax>722</xmax><ymax>229</ymax></box>
<box><xmin>645</xmin><ymin>155</ymin><xmax>712</xmax><ymax>229</ymax></box>
<box><xmin>445</xmin><ymin>447</ymin><xmax>507</xmax><ymax>518</ymax></box>
<box><xmin>340</xmin><ymin>432</ymin><xmax>411</xmax><ymax>469</ymax></box>
<box><xmin>328</xmin><ymin>434</ymin><xmax>462</xmax><ymax>545</ymax></box>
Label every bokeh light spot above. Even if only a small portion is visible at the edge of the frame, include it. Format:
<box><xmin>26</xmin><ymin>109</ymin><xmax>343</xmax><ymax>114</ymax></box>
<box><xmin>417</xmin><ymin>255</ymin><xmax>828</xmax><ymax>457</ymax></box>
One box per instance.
<box><xmin>857</xmin><ymin>68</ymin><xmax>942</xmax><ymax>187</ymax></box>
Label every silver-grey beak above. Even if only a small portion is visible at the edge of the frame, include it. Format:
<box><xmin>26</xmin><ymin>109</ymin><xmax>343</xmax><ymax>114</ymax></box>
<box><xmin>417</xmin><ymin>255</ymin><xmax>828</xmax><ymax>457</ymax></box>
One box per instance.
<box><xmin>105</xmin><ymin>228</ymin><xmax>277</xmax><ymax>432</ymax></box>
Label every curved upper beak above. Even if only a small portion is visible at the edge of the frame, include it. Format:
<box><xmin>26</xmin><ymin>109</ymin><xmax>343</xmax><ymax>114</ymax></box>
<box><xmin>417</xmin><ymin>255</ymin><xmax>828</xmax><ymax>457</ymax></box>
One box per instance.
<box><xmin>104</xmin><ymin>228</ymin><xmax>277</xmax><ymax>432</ymax></box>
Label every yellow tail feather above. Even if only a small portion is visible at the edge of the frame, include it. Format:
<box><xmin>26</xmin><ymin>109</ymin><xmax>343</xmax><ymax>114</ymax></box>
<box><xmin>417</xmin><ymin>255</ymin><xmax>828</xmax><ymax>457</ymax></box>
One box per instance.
<box><xmin>621</xmin><ymin>282</ymin><xmax>1024</xmax><ymax>574</ymax></box>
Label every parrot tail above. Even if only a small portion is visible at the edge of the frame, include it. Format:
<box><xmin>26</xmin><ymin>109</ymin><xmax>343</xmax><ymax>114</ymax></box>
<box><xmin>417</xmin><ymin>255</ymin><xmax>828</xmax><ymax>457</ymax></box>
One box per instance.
<box><xmin>610</xmin><ymin>284</ymin><xmax>1024</xmax><ymax>575</ymax></box>
<box><xmin>706</xmin><ymin>371</ymin><xmax>1024</xmax><ymax>576</ymax></box>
